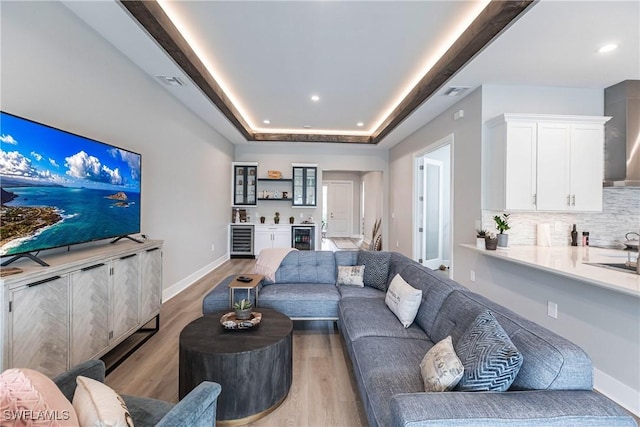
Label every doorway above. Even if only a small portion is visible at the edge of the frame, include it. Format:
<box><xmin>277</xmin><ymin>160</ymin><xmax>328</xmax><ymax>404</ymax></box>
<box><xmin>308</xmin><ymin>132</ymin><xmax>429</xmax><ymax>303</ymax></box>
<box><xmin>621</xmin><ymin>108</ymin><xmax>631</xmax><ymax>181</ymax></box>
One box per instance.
<box><xmin>414</xmin><ymin>136</ymin><xmax>453</xmax><ymax>272</ymax></box>
<box><xmin>324</xmin><ymin>180</ymin><xmax>353</xmax><ymax>238</ymax></box>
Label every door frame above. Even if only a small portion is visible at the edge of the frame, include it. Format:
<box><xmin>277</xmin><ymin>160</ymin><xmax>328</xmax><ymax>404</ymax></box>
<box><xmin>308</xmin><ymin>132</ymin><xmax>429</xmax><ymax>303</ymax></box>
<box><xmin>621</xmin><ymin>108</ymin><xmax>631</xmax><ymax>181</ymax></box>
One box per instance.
<box><xmin>412</xmin><ymin>134</ymin><xmax>455</xmax><ymax>275</ymax></box>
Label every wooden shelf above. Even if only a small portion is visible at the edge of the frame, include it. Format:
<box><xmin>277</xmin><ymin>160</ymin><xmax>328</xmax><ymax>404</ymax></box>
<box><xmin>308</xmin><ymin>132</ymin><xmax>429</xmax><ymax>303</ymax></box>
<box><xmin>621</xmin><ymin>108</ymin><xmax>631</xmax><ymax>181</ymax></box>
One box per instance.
<box><xmin>257</xmin><ymin>178</ymin><xmax>292</xmax><ymax>182</ymax></box>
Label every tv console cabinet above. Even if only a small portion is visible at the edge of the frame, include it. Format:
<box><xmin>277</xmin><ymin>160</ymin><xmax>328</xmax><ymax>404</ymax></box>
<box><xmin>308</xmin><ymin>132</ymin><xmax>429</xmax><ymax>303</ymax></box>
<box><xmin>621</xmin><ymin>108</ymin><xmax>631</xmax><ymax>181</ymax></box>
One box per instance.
<box><xmin>0</xmin><ymin>239</ymin><xmax>163</xmax><ymax>377</ymax></box>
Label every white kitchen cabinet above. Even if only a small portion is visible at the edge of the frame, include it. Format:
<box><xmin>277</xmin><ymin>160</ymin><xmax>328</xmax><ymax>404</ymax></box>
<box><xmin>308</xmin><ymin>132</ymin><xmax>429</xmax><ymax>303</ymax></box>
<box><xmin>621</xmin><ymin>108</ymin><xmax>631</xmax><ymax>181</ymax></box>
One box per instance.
<box><xmin>2</xmin><ymin>240</ymin><xmax>163</xmax><ymax>376</ymax></box>
<box><xmin>483</xmin><ymin>114</ymin><xmax>609</xmax><ymax>212</ymax></box>
<box><xmin>254</xmin><ymin>225</ymin><xmax>291</xmax><ymax>256</ymax></box>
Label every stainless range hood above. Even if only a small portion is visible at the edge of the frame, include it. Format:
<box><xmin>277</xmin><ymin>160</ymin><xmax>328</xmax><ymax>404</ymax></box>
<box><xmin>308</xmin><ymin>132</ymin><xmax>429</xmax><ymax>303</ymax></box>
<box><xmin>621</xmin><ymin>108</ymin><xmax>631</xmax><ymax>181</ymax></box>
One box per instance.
<box><xmin>604</xmin><ymin>80</ymin><xmax>640</xmax><ymax>187</ymax></box>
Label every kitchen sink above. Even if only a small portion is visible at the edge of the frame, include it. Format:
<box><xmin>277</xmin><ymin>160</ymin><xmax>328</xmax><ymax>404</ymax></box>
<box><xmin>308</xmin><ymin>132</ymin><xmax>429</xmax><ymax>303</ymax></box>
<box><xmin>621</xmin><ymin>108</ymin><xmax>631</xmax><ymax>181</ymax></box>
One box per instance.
<box><xmin>586</xmin><ymin>262</ymin><xmax>638</xmax><ymax>274</ymax></box>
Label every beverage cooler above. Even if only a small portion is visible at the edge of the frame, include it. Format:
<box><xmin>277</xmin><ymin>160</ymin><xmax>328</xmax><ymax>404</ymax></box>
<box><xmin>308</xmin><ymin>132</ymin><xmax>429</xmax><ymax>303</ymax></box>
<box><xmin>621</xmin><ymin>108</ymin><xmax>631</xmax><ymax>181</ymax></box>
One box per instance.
<box><xmin>292</xmin><ymin>226</ymin><xmax>315</xmax><ymax>251</ymax></box>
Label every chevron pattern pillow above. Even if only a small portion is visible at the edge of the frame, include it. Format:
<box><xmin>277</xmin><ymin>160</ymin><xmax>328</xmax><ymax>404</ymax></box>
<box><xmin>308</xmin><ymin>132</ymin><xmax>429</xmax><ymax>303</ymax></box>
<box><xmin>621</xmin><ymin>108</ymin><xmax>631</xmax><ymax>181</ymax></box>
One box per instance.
<box><xmin>454</xmin><ymin>311</ymin><xmax>523</xmax><ymax>392</ymax></box>
<box><xmin>357</xmin><ymin>250</ymin><xmax>391</xmax><ymax>291</ymax></box>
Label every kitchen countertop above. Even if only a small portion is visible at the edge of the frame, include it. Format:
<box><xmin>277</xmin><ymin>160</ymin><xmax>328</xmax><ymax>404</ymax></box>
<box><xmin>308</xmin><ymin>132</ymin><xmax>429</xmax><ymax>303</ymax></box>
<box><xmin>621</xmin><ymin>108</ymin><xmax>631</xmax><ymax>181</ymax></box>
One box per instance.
<box><xmin>230</xmin><ymin>223</ymin><xmax>317</xmax><ymax>226</ymax></box>
<box><xmin>461</xmin><ymin>244</ymin><xmax>640</xmax><ymax>298</ymax></box>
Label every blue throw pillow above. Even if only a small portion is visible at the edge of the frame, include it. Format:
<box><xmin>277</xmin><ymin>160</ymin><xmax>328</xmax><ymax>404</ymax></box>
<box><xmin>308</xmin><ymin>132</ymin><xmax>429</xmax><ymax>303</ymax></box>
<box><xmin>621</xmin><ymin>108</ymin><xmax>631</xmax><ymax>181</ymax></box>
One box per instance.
<box><xmin>357</xmin><ymin>250</ymin><xmax>391</xmax><ymax>291</ymax></box>
<box><xmin>454</xmin><ymin>310</ymin><xmax>523</xmax><ymax>392</ymax></box>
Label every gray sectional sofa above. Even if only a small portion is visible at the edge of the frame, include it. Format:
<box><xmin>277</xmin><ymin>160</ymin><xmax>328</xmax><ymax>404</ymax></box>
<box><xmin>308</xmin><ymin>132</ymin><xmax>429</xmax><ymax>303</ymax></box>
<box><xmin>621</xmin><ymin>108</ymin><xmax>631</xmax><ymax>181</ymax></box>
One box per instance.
<box><xmin>203</xmin><ymin>250</ymin><xmax>637</xmax><ymax>426</ymax></box>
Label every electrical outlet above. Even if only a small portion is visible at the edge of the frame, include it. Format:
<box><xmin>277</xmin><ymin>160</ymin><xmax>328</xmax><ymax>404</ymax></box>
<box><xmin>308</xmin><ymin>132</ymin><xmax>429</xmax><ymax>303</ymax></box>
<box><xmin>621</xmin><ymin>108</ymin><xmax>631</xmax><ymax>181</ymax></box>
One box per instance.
<box><xmin>554</xmin><ymin>221</ymin><xmax>563</xmax><ymax>233</ymax></box>
<box><xmin>547</xmin><ymin>301</ymin><xmax>558</xmax><ymax>319</ymax></box>
<box><xmin>470</xmin><ymin>270</ymin><xmax>476</xmax><ymax>282</ymax></box>
<box><xmin>211</xmin><ymin>243</ymin><xmax>215</xmax><ymax>252</ymax></box>
<box><xmin>396</xmin><ymin>241</ymin><xmax>399</xmax><ymax>248</ymax></box>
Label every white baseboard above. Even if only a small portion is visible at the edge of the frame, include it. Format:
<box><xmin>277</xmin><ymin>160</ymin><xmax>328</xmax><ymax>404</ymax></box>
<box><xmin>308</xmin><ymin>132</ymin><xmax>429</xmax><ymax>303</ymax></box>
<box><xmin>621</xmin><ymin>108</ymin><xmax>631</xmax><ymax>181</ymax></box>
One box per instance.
<box><xmin>162</xmin><ymin>253</ymin><xmax>229</xmax><ymax>302</ymax></box>
<box><xmin>594</xmin><ymin>368</ymin><xmax>640</xmax><ymax>417</ymax></box>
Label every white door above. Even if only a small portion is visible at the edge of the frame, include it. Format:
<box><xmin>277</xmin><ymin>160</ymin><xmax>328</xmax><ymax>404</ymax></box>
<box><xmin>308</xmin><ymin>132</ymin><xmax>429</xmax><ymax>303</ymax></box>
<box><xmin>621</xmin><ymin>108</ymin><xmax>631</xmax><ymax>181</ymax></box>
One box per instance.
<box><xmin>419</xmin><ymin>158</ymin><xmax>444</xmax><ymax>269</ymax></box>
<box><xmin>326</xmin><ymin>181</ymin><xmax>353</xmax><ymax>238</ymax></box>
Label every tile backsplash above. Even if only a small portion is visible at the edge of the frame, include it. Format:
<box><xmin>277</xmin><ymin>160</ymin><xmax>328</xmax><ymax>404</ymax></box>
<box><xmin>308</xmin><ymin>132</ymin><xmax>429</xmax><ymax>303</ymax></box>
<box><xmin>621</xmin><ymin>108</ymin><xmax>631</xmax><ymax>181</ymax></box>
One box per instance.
<box><xmin>483</xmin><ymin>187</ymin><xmax>640</xmax><ymax>248</ymax></box>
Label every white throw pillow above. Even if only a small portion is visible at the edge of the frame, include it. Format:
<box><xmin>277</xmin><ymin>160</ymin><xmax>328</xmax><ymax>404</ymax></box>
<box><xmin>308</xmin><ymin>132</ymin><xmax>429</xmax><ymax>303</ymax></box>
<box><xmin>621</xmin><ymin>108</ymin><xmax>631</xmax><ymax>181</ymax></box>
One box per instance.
<box><xmin>384</xmin><ymin>274</ymin><xmax>422</xmax><ymax>328</ymax></box>
<box><xmin>73</xmin><ymin>376</ymin><xmax>134</xmax><ymax>427</ymax></box>
<box><xmin>336</xmin><ymin>265</ymin><xmax>365</xmax><ymax>287</ymax></box>
<box><xmin>420</xmin><ymin>336</ymin><xmax>464</xmax><ymax>392</ymax></box>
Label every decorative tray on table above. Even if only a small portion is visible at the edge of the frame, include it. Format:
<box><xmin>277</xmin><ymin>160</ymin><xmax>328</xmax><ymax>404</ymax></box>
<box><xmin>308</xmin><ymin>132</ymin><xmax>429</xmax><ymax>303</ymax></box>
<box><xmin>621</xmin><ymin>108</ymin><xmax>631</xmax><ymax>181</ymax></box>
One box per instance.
<box><xmin>220</xmin><ymin>312</ymin><xmax>262</xmax><ymax>330</ymax></box>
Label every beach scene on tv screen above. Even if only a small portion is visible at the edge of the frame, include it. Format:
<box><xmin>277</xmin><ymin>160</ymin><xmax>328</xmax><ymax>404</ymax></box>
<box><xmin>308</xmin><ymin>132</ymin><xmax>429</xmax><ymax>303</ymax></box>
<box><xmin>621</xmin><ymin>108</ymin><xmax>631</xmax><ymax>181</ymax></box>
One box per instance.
<box><xmin>0</xmin><ymin>113</ymin><xmax>141</xmax><ymax>257</ymax></box>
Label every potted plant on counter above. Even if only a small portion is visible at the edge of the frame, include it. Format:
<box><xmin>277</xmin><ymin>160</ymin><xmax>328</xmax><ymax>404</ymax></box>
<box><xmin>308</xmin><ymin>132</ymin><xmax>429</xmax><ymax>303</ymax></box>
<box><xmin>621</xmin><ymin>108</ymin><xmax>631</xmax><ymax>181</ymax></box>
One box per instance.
<box><xmin>274</xmin><ymin>212</ymin><xmax>280</xmax><ymax>224</ymax></box>
<box><xmin>233</xmin><ymin>299</ymin><xmax>253</xmax><ymax>320</ymax></box>
<box><xmin>493</xmin><ymin>212</ymin><xmax>511</xmax><ymax>248</ymax></box>
<box><xmin>289</xmin><ymin>215</ymin><xmax>295</xmax><ymax>224</ymax></box>
<box><xmin>476</xmin><ymin>229</ymin><xmax>487</xmax><ymax>249</ymax></box>
<box><xmin>485</xmin><ymin>232</ymin><xmax>498</xmax><ymax>250</ymax></box>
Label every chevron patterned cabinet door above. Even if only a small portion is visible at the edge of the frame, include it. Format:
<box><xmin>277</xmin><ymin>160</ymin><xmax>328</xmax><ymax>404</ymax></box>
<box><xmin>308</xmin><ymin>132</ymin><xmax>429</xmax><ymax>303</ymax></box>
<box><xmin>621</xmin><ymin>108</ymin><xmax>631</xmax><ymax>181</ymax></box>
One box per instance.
<box><xmin>10</xmin><ymin>276</ymin><xmax>69</xmax><ymax>377</ymax></box>
<box><xmin>111</xmin><ymin>255</ymin><xmax>140</xmax><ymax>343</ymax></box>
<box><xmin>140</xmin><ymin>248</ymin><xmax>162</xmax><ymax>323</ymax></box>
<box><xmin>70</xmin><ymin>264</ymin><xmax>110</xmax><ymax>366</ymax></box>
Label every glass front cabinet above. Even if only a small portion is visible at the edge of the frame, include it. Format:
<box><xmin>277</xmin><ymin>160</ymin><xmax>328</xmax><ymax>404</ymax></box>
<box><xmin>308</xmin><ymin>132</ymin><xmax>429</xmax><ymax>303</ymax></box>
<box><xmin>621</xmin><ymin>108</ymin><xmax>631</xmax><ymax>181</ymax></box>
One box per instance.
<box><xmin>232</xmin><ymin>162</ymin><xmax>257</xmax><ymax>206</ymax></box>
<box><xmin>292</xmin><ymin>165</ymin><xmax>317</xmax><ymax>207</ymax></box>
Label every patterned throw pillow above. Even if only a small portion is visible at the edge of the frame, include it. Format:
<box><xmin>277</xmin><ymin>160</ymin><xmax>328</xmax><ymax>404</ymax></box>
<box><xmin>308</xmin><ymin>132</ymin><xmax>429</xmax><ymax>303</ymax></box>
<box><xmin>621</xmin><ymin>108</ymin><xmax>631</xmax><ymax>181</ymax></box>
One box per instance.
<box><xmin>357</xmin><ymin>250</ymin><xmax>391</xmax><ymax>291</ymax></box>
<box><xmin>73</xmin><ymin>376</ymin><xmax>134</xmax><ymax>427</ymax></box>
<box><xmin>454</xmin><ymin>311</ymin><xmax>523</xmax><ymax>392</ymax></box>
<box><xmin>384</xmin><ymin>274</ymin><xmax>422</xmax><ymax>328</ymax></box>
<box><xmin>336</xmin><ymin>265</ymin><xmax>365</xmax><ymax>287</ymax></box>
<box><xmin>0</xmin><ymin>368</ymin><xmax>79</xmax><ymax>426</ymax></box>
<box><xmin>420</xmin><ymin>336</ymin><xmax>464</xmax><ymax>392</ymax></box>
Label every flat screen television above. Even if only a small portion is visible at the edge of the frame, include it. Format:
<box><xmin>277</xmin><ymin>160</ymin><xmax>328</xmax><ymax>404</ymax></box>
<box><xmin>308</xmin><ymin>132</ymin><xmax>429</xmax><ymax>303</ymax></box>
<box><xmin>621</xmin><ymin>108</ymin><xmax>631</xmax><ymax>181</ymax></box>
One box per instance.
<box><xmin>0</xmin><ymin>111</ymin><xmax>141</xmax><ymax>266</ymax></box>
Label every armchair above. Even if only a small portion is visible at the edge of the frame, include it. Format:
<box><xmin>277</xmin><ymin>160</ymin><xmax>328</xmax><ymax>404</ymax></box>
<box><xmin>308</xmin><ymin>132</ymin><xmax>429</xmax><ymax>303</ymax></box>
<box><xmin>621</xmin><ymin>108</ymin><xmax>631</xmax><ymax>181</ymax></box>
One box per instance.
<box><xmin>53</xmin><ymin>360</ymin><xmax>221</xmax><ymax>427</ymax></box>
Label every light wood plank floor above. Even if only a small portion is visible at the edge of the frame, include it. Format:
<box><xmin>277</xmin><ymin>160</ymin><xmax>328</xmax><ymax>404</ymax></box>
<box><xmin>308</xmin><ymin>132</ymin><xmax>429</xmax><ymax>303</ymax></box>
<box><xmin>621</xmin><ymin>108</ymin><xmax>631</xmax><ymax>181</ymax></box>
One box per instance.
<box><xmin>105</xmin><ymin>258</ymin><xmax>367</xmax><ymax>427</ymax></box>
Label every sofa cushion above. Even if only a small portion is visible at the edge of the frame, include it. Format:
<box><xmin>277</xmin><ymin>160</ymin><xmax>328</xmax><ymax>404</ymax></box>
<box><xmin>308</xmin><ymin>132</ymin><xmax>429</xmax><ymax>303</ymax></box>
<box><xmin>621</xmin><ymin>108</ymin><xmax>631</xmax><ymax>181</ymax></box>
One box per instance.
<box><xmin>358</xmin><ymin>250</ymin><xmax>391</xmax><ymax>291</ymax></box>
<box><xmin>385</xmin><ymin>274</ymin><xmax>422</xmax><ymax>328</ymax></box>
<box><xmin>274</xmin><ymin>251</ymin><xmax>337</xmax><ymax>284</ymax></box>
<box><xmin>73</xmin><ymin>376</ymin><xmax>133</xmax><ymax>427</ymax></box>
<box><xmin>335</xmin><ymin>250</ymin><xmax>359</xmax><ymax>267</ymax></box>
<box><xmin>336</xmin><ymin>265</ymin><xmax>365</xmax><ymax>287</ymax></box>
<box><xmin>339</xmin><ymin>297</ymin><xmax>429</xmax><ymax>342</ymax></box>
<box><xmin>0</xmin><ymin>368</ymin><xmax>79</xmax><ymax>427</ymax></box>
<box><xmin>337</xmin><ymin>285</ymin><xmax>385</xmax><ymax>299</ymax></box>
<box><xmin>454</xmin><ymin>311</ymin><xmax>523</xmax><ymax>392</ymax></box>
<box><xmin>122</xmin><ymin>394</ymin><xmax>174</xmax><ymax>427</ymax></box>
<box><xmin>431</xmin><ymin>291</ymin><xmax>592</xmax><ymax>390</ymax></box>
<box><xmin>396</xmin><ymin>263</ymin><xmax>467</xmax><ymax>337</ymax></box>
<box><xmin>351</xmin><ymin>336</ymin><xmax>431</xmax><ymax>427</ymax></box>
<box><xmin>259</xmin><ymin>283</ymin><xmax>340</xmax><ymax>318</ymax></box>
<box><xmin>420</xmin><ymin>336</ymin><xmax>464</xmax><ymax>392</ymax></box>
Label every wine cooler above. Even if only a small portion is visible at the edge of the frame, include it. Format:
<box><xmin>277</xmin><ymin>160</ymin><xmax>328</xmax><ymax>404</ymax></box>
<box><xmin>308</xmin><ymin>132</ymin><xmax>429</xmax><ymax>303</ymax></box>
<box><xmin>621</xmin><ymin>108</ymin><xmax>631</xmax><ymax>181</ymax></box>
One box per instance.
<box><xmin>291</xmin><ymin>226</ymin><xmax>315</xmax><ymax>251</ymax></box>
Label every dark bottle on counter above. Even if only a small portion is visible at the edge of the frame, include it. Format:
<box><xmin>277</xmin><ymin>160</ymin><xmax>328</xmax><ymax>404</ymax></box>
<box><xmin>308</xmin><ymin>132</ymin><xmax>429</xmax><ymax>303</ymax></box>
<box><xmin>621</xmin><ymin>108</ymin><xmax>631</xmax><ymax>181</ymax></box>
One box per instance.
<box><xmin>582</xmin><ymin>231</ymin><xmax>589</xmax><ymax>246</ymax></box>
<box><xmin>571</xmin><ymin>224</ymin><xmax>578</xmax><ymax>246</ymax></box>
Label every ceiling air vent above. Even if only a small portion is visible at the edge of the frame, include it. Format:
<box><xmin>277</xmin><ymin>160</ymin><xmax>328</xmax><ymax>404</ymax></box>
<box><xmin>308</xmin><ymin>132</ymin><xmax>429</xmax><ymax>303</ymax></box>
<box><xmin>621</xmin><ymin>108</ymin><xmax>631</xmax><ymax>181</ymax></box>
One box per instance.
<box><xmin>443</xmin><ymin>86</ymin><xmax>470</xmax><ymax>97</ymax></box>
<box><xmin>156</xmin><ymin>76</ymin><xmax>184</xmax><ymax>87</ymax></box>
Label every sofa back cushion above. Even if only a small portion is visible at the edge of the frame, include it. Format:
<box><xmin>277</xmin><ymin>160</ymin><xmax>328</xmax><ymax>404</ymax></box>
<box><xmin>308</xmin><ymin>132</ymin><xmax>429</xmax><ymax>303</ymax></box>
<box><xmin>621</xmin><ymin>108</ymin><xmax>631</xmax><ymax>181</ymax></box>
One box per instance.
<box><xmin>274</xmin><ymin>251</ymin><xmax>337</xmax><ymax>284</ymax></box>
<box><xmin>392</xmin><ymin>263</ymin><xmax>466</xmax><ymax>337</ymax></box>
<box><xmin>431</xmin><ymin>291</ymin><xmax>593</xmax><ymax>391</ymax></box>
<box><xmin>335</xmin><ymin>250</ymin><xmax>358</xmax><ymax>267</ymax></box>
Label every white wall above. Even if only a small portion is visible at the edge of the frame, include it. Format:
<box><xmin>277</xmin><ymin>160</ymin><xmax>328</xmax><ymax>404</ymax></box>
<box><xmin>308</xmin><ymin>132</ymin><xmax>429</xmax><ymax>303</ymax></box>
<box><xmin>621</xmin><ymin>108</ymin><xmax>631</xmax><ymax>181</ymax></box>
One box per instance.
<box><xmin>1</xmin><ymin>1</ymin><xmax>234</xmax><ymax>292</ymax></box>
<box><xmin>390</xmin><ymin>84</ymin><xmax>640</xmax><ymax>414</ymax></box>
<box><xmin>362</xmin><ymin>171</ymin><xmax>384</xmax><ymax>243</ymax></box>
<box><xmin>235</xmin><ymin>143</ymin><xmax>389</xmax><ymax>246</ymax></box>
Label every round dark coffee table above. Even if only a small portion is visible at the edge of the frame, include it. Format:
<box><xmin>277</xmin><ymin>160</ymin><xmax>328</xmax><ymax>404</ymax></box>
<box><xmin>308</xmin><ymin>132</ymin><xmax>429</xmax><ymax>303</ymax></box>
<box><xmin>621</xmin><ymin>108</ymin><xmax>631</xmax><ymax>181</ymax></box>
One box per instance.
<box><xmin>179</xmin><ymin>308</ymin><xmax>293</xmax><ymax>425</ymax></box>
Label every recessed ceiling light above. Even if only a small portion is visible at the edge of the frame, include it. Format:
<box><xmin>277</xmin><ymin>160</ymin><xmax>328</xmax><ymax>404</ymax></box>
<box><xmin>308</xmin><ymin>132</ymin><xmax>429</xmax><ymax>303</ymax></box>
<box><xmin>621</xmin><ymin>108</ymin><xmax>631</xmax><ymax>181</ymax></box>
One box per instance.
<box><xmin>597</xmin><ymin>43</ymin><xmax>618</xmax><ymax>53</ymax></box>
<box><xmin>357</xmin><ymin>122</ymin><xmax>364</xmax><ymax>127</ymax></box>
<box><xmin>303</xmin><ymin>125</ymin><xmax>312</xmax><ymax>129</ymax></box>
<box><xmin>311</xmin><ymin>95</ymin><xmax>320</xmax><ymax>102</ymax></box>
<box><xmin>263</xmin><ymin>120</ymin><xmax>271</xmax><ymax>124</ymax></box>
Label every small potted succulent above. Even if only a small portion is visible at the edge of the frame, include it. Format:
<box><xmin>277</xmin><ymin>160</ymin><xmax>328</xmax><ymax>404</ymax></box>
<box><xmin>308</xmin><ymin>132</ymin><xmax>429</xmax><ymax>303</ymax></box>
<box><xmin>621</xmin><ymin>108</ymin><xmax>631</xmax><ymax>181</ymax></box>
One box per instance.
<box><xmin>274</xmin><ymin>212</ymin><xmax>280</xmax><ymax>224</ymax></box>
<box><xmin>289</xmin><ymin>215</ymin><xmax>295</xmax><ymax>224</ymax></box>
<box><xmin>233</xmin><ymin>299</ymin><xmax>253</xmax><ymax>320</ymax></box>
<box><xmin>260</xmin><ymin>216</ymin><xmax>265</xmax><ymax>224</ymax></box>
<box><xmin>476</xmin><ymin>229</ymin><xmax>487</xmax><ymax>249</ymax></box>
<box><xmin>485</xmin><ymin>231</ymin><xmax>498</xmax><ymax>250</ymax></box>
<box><xmin>493</xmin><ymin>213</ymin><xmax>511</xmax><ymax>248</ymax></box>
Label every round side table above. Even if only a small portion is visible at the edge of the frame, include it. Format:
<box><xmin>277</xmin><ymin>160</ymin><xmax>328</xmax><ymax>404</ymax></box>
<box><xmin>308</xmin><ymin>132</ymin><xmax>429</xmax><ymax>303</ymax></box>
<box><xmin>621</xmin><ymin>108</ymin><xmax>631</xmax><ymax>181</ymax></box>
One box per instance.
<box><xmin>179</xmin><ymin>308</ymin><xmax>293</xmax><ymax>425</ymax></box>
